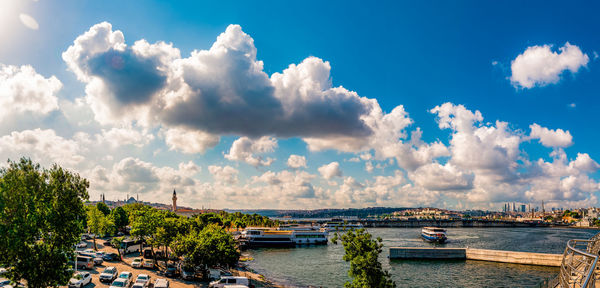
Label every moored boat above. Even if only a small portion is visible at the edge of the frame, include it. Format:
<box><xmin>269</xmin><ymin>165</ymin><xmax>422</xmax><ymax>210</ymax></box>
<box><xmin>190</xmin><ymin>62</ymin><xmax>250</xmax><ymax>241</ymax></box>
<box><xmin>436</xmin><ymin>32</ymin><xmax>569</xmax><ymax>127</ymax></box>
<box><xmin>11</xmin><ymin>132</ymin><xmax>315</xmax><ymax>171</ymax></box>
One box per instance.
<box><xmin>240</xmin><ymin>227</ymin><xmax>328</xmax><ymax>247</ymax></box>
<box><xmin>421</xmin><ymin>227</ymin><xmax>447</xmax><ymax>243</ymax></box>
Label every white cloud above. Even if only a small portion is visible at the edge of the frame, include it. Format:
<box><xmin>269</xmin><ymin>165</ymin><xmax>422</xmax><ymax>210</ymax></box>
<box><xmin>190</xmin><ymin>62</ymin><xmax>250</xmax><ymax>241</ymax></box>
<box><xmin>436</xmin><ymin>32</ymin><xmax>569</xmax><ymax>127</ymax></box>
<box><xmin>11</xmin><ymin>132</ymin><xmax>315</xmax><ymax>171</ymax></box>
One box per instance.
<box><xmin>164</xmin><ymin>127</ymin><xmax>219</xmax><ymax>154</ymax></box>
<box><xmin>409</xmin><ymin>163</ymin><xmax>474</xmax><ymax>191</ymax></box>
<box><xmin>318</xmin><ymin>162</ymin><xmax>342</xmax><ymax>179</ymax></box>
<box><xmin>224</xmin><ymin>136</ymin><xmax>276</xmax><ymax>167</ymax></box>
<box><xmin>208</xmin><ymin>165</ymin><xmax>239</xmax><ymax>184</ymax></box>
<box><xmin>0</xmin><ymin>129</ymin><xmax>84</xmax><ymax>167</ymax></box>
<box><xmin>0</xmin><ymin>64</ymin><xmax>61</xmax><ymax>120</ymax></box>
<box><xmin>63</xmin><ymin>22</ymin><xmax>421</xmax><ymax>155</ymax></box>
<box><xmin>99</xmin><ymin>127</ymin><xmax>154</xmax><ymax>148</ymax></box>
<box><xmin>252</xmin><ymin>170</ymin><xmax>316</xmax><ymax>198</ymax></box>
<box><xmin>19</xmin><ymin>13</ymin><xmax>39</xmax><ymax>30</ymax></box>
<box><xmin>510</xmin><ymin>43</ymin><xmax>589</xmax><ymax>89</ymax></box>
<box><xmin>529</xmin><ymin>123</ymin><xmax>573</xmax><ymax>148</ymax></box>
<box><xmin>287</xmin><ymin>154</ymin><xmax>307</xmax><ymax>169</ymax></box>
<box><xmin>365</xmin><ymin>161</ymin><xmax>374</xmax><ymax>173</ymax></box>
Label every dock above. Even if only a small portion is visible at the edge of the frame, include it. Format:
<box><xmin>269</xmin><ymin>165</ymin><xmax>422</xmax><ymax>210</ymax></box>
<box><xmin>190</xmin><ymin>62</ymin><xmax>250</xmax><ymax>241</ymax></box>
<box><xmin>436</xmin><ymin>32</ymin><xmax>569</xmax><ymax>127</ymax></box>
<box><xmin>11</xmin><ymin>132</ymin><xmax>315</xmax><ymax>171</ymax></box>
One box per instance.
<box><xmin>389</xmin><ymin>247</ymin><xmax>563</xmax><ymax>267</ymax></box>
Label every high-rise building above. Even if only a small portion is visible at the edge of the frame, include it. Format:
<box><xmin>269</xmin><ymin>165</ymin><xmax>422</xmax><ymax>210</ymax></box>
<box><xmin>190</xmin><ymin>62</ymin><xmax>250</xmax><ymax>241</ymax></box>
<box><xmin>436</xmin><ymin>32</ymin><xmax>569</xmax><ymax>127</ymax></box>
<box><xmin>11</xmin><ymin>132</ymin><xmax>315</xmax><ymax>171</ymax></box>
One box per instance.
<box><xmin>520</xmin><ymin>204</ymin><xmax>526</xmax><ymax>213</ymax></box>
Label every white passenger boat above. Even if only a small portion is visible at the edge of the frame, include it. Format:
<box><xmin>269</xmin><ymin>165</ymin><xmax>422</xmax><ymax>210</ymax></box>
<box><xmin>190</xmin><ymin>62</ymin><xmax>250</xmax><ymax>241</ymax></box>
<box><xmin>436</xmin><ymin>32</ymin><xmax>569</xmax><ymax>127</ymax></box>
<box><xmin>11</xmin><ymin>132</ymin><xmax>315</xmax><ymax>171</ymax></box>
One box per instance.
<box><xmin>240</xmin><ymin>227</ymin><xmax>328</xmax><ymax>247</ymax></box>
<box><xmin>421</xmin><ymin>227</ymin><xmax>447</xmax><ymax>243</ymax></box>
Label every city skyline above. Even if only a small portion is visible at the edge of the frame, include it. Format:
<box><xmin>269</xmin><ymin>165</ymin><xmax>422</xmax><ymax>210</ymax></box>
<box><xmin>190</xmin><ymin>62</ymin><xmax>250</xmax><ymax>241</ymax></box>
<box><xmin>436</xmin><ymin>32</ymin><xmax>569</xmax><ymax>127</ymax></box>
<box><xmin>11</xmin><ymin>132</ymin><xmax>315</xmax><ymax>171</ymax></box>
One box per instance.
<box><xmin>1</xmin><ymin>0</ymin><xmax>600</xmax><ymax>210</ymax></box>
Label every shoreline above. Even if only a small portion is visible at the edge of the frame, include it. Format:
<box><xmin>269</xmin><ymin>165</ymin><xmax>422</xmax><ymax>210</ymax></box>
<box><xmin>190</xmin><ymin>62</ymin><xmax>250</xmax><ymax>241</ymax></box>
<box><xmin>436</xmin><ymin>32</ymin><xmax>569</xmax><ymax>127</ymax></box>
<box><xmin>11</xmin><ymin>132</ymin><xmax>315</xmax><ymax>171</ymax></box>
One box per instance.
<box><xmin>231</xmin><ymin>255</ymin><xmax>287</xmax><ymax>288</ymax></box>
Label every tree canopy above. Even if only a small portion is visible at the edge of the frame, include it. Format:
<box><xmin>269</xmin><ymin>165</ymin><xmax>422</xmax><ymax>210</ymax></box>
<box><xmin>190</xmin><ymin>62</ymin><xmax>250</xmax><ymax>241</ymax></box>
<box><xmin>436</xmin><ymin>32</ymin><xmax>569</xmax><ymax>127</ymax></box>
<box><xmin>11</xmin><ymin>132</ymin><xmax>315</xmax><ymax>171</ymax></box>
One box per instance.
<box><xmin>0</xmin><ymin>158</ymin><xmax>89</xmax><ymax>288</ymax></box>
<box><xmin>333</xmin><ymin>229</ymin><xmax>395</xmax><ymax>288</ymax></box>
<box><xmin>171</xmin><ymin>224</ymin><xmax>239</xmax><ymax>269</ymax></box>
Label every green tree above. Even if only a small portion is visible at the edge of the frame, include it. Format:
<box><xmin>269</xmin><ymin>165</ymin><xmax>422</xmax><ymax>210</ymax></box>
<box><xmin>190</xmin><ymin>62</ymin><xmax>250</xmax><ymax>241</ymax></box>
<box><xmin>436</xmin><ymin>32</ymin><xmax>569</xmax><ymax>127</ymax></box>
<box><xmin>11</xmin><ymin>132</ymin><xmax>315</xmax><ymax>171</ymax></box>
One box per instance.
<box><xmin>111</xmin><ymin>236</ymin><xmax>124</xmax><ymax>261</ymax></box>
<box><xmin>96</xmin><ymin>202</ymin><xmax>111</xmax><ymax>216</ymax></box>
<box><xmin>110</xmin><ymin>206</ymin><xmax>129</xmax><ymax>230</ymax></box>
<box><xmin>332</xmin><ymin>229</ymin><xmax>395</xmax><ymax>288</ymax></box>
<box><xmin>171</xmin><ymin>224</ymin><xmax>240</xmax><ymax>274</ymax></box>
<box><xmin>0</xmin><ymin>158</ymin><xmax>89</xmax><ymax>288</ymax></box>
<box><xmin>87</xmin><ymin>206</ymin><xmax>115</xmax><ymax>250</ymax></box>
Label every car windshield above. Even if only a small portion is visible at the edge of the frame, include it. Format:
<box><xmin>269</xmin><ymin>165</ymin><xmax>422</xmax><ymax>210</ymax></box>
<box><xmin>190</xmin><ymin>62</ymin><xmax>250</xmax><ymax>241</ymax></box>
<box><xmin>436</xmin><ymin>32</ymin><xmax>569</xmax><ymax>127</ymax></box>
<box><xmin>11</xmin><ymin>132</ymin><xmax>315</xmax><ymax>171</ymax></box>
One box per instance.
<box><xmin>103</xmin><ymin>268</ymin><xmax>115</xmax><ymax>273</ymax></box>
<box><xmin>119</xmin><ymin>273</ymin><xmax>129</xmax><ymax>278</ymax></box>
<box><xmin>138</xmin><ymin>275</ymin><xmax>148</xmax><ymax>280</ymax></box>
<box><xmin>73</xmin><ymin>274</ymin><xmax>83</xmax><ymax>280</ymax></box>
<box><xmin>111</xmin><ymin>280</ymin><xmax>125</xmax><ymax>287</ymax></box>
<box><xmin>132</xmin><ymin>284</ymin><xmax>143</xmax><ymax>288</ymax></box>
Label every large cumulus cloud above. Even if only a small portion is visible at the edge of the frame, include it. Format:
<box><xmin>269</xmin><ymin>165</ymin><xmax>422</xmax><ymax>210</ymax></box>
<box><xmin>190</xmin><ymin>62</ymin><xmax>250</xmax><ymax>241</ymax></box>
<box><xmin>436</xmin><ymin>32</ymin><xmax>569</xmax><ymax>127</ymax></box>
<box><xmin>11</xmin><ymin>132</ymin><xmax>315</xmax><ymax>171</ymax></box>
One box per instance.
<box><xmin>63</xmin><ymin>23</ymin><xmax>392</xmax><ymax>148</ymax></box>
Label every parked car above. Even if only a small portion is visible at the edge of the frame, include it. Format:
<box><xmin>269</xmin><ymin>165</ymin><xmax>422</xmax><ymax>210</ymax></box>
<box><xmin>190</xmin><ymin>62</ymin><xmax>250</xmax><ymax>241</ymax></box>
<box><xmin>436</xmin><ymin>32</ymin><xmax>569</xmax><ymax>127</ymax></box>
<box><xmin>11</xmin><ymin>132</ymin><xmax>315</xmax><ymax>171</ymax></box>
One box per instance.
<box><xmin>68</xmin><ymin>272</ymin><xmax>92</xmax><ymax>288</ymax></box>
<box><xmin>143</xmin><ymin>248</ymin><xmax>153</xmax><ymax>259</ymax></box>
<box><xmin>81</xmin><ymin>234</ymin><xmax>90</xmax><ymax>241</ymax></box>
<box><xmin>181</xmin><ymin>265</ymin><xmax>195</xmax><ymax>280</ymax></box>
<box><xmin>154</xmin><ymin>278</ymin><xmax>169</xmax><ymax>288</ymax></box>
<box><xmin>142</xmin><ymin>259</ymin><xmax>154</xmax><ymax>269</ymax></box>
<box><xmin>209</xmin><ymin>268</ymin><xmax>232</xmax><ymax>281</ymax></box>
<box><xmin>131</xmin><ymin>283</ymin><xmax>146</xmax><ymax>288</ymax></box>
<box><xmin>76</xmin><ymin>242</ymin><xmax>87</xmax><ymax>248</ymax></box>
<box><xmin>99</xmin><ymin>266</ymin><xmax>118</xmax><ymax>283</ymax></box>
<box><xmin>103</xmin><ymin>253</ymin><xmax>120</xmax><ymax>261</ymax></box>
<box><xmin>0</xmin><ymin>278</ymin><xmax>13</xmax><ymax>288</ymax></box>
<box><xmin>103</xmin><ymin>240</ymin><xmax>113</xmax><ymax>247</ymax></box>
<box><xmin>135</xmin><ymin>274</ymin><xmax>151</xmax><ymax>285</ymax></box>
<box><xmin>131</xmin><ymin>258</ymin><xmax>143</xmax><ymax>268</ymax></box>
<box><xmin>109</xmin><ymin>278</ymin><xmax>129</xmax><ymax>288</ymax></box>
<box><xmin>165</xmin><ymin>262</ymin><xmax>179</xmax><ymax>277</ymax></box>
<box><xmin>118</xmin><ymin>271</ymin><xmax>133</xmax><ymax>282</ymax></box>
<box><xmin>209</xmin><ymin>277</ymin><xmax>249</xmax><ymax>288</ymax></box>
<box><xmin>75</xmin><ymin>256</ymin><xmax>94</xmax><ymax>270</ymax></box>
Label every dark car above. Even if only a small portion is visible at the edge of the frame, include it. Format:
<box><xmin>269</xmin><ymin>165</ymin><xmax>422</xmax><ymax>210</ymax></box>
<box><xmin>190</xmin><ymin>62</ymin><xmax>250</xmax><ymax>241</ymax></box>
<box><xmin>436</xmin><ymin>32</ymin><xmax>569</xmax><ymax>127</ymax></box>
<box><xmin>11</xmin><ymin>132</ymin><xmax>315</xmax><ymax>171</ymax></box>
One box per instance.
<box><xmin>143</xmin><ymin>248</ymin><xmax>153</xmax><ymax>259</ymax></box>
<box><xmin>103</xmin><ymin>253</ymin><xmax>120</xmax><ymax>261</ymax></box>
<box><xmin>103</xmin><ymin>240</ymin><xmax>113</xmax><ymax>247</ymax></box>
<box><xmin>165</xmin><ymin>262</ymin><xmax>179</xmax><ymax>278</ymax></box>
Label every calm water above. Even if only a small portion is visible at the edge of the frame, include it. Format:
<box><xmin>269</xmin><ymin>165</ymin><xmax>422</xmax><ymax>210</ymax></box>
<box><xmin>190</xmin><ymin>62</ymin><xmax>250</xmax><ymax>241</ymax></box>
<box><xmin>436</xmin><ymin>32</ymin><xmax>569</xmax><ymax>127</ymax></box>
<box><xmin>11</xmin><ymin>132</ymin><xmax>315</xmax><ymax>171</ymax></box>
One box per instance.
<box><xmin>244</xmin><ymin>227</ymin><xmax>599</xmax><ymax>288</ymax></box>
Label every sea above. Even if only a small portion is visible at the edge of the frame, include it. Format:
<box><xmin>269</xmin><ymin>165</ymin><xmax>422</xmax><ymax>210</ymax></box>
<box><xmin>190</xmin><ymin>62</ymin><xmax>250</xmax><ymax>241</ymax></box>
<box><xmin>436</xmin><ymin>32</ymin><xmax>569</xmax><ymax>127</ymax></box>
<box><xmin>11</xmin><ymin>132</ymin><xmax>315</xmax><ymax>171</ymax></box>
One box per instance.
<box><xmin>243</xmin><ymin>227</ymin><xmax>599</xmax><ymax>288</ymax></box>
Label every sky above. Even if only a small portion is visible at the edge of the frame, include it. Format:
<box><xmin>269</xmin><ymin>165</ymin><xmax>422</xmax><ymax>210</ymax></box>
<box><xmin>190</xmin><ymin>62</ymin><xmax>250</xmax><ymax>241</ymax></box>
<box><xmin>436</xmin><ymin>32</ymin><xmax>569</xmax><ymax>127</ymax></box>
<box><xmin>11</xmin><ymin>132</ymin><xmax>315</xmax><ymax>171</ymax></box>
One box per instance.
<box><xmin>1</xmin><ymin>0</ymin><xmax>600</xmax><ymax>210</ymax></box>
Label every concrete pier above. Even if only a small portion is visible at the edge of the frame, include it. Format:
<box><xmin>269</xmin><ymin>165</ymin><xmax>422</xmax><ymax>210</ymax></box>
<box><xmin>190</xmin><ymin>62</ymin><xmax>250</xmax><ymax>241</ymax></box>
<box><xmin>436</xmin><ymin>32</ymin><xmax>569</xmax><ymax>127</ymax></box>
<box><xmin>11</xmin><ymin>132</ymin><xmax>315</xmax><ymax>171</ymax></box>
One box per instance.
<box><xmin>389</xmin><ymin>247</ymin><xmax>562</xmax><ymax>267</ymax></box>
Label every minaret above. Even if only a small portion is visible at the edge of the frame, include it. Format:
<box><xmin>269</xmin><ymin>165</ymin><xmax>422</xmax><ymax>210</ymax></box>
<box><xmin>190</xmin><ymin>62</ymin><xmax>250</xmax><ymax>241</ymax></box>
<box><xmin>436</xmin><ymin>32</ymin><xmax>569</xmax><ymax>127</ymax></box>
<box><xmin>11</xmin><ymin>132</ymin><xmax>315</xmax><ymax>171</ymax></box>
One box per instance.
<box><xmin>172</xmin><ymin>189</ymin><xmax>177</xmax><ymax>212</ymax></box>
<box><xmin>102</xmin><ymin>193</ymin><xmax>105</xmax><ymax>204</ymax></box>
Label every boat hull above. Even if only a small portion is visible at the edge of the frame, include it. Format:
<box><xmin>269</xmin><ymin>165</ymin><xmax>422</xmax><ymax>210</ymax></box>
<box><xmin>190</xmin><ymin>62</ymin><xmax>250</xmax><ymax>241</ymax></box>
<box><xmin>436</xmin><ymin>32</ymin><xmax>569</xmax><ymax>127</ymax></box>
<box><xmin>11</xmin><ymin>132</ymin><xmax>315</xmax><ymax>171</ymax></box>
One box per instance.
<box><xmin>421</xmin><ymin>233</ymin><xmax>447</xmax><ymax>243</ymax></box>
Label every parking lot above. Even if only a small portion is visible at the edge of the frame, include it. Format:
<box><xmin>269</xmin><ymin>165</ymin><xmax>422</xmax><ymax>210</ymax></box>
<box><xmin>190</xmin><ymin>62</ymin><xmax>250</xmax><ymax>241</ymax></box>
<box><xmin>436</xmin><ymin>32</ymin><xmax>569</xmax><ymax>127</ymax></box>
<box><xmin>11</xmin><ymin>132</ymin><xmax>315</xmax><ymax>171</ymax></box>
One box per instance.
<box><xmin>72</xmin><ymin>238</ymin><xmax>210</xmax><ymax>288</ymax></box>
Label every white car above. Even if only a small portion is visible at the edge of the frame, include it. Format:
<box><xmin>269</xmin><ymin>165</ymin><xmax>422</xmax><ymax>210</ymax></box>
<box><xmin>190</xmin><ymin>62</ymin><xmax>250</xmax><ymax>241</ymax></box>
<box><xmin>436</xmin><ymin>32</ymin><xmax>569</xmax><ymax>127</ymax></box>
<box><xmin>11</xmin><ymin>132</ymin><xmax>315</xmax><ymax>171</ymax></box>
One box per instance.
<box><xmin>131</xmin><ymin>258</ymin><xmax>143</xmax><ymax>268</ymax></box>
<box><xmin>135</xmin><ymin>274</ymin><xmax>150</xmax><ymax>285</ymax></box>
<box><xmin>154</xmin><ymin>278</ymin><xmax>169</xmax><ymax>288</ymax></box>
<box><xmin>109</xmin><ymin>278</ymin><xmax>129</xmax><ymax>288</ymax></box>
<box><xmin>68</xmin><ymin>272</ymin><xmax>92</xmax><ymax>288</ymax></box>
<box><xmin>118</xmin><ymin>271</ymin><xmax>132</xmax><ymax>281</ymax></box>
<box><xmin>99</xmin><ymin>266</ymin><xmax>118</xmax><ymax>283</ymax></box>
<box><xmin>131</xmin><ymin>283</ymin><xmax>146</xmax><ymax>288</ymax></box>
<box><xmin>209</xmin><ymin>276</ymin><xmax>250</xmax><ymax>288</ymax></box>
<box><xmin>76</xmin><ymin>242</ymin><xmax>87</xmax><ymax>248</ymax></box>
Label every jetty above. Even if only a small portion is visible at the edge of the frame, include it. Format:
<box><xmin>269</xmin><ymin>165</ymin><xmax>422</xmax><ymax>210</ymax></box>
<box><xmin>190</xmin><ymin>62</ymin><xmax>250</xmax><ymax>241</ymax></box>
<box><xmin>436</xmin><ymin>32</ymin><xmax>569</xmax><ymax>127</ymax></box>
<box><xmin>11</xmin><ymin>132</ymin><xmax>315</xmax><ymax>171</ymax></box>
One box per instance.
<box><xmin>389</xmin><ymin>247</ymin><xmax>562</xmax><ymax>266</ymax></box>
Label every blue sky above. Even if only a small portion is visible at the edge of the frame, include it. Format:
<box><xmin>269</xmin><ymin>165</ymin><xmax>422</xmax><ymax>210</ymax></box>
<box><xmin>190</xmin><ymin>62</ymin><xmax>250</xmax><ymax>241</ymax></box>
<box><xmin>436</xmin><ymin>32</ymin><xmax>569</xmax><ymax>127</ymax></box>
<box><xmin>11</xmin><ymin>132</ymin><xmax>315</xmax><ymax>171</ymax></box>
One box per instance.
<box><xmin>1</xmin><ymin>0</ymin><xmax>599</xmax><ymax>210</ymax></box>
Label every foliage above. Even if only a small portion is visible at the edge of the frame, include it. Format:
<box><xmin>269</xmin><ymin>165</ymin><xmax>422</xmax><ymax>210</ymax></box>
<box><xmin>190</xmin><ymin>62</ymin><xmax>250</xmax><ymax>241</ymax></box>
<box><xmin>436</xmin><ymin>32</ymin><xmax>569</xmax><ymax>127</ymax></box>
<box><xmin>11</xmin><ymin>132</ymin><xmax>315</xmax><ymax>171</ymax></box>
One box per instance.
<box><xmin>111</xmin><ymin>237</ymin><xmax>124</xmax><ymax>260</ymax></box>
<box><xmin>110</xmin><ymin>206</ymin><xmax>129</xmax><ymax>230</ymax></box>
<box><xmin>96</xmin><ymin>202</ymin><xmax>111</xmax><ymax>216</ymax></box>
<box><xmin>0</xmin><ymin>158</ymin><xmax>89</xmax><ymax>288</ymax></box>
<box><xmin>87</xmin><ymin>206</ymin><xmax>115</xmax><ymax>250</ymax></box>
<box><xmin>171</xmin><ymin>224</ymin><xmax>240</xmax><ymax>270</ymax></box>
<box><xmin>332</xmin><ymin>229</ymin><xmax>395</xmax><ymax>288</ymax></box>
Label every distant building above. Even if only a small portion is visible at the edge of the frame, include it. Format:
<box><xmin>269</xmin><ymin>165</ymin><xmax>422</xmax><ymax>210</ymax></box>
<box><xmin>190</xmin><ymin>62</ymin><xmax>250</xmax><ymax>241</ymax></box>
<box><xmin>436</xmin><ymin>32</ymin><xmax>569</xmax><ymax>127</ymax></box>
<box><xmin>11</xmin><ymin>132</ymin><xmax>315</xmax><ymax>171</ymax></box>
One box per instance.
<box><xmin>172</xmin><ymin>189</ymin><xmax>177</xmax><ymax>212</ymax></box>
<box><xmin>521</xmin><ymin>205</ymin><xmax>526</xmax><ymax>213</ymax></box>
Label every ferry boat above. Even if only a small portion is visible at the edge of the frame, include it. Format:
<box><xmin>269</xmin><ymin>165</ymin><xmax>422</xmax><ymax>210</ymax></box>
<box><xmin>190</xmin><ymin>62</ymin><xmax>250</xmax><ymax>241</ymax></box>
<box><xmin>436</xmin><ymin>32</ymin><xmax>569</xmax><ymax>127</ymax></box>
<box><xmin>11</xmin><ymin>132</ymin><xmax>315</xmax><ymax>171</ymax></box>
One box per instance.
<box><xmin>322</xmin><ymin>220</ymin><xmax>363</xmax><ymax>232</ymax></box>
<box><xmin>240</xmin><ymin>227</ymin><xmax>328</xmax><ymax>247</ymax></box>
<box><xmin>421</xmin><ymin>227</ymin><xmax>447</xmax><ymax>243</ymax></box>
